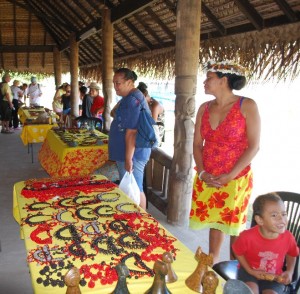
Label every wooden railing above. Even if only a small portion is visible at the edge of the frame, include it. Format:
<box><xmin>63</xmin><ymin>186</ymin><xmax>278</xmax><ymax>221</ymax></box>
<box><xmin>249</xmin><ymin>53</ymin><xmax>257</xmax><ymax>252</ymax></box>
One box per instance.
<box><xmin>144</xmin><ymin>148</ymin><xmax>172</xmax><ymax>215</ymax></box>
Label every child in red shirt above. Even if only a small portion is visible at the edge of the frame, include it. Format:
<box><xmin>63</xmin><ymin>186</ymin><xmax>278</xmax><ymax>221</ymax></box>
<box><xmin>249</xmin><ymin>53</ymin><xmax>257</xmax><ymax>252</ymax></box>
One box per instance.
<box><xmin>232</xmin><ymin>193</ymin><xmax>299</xmax><ymax>294</ymax></box>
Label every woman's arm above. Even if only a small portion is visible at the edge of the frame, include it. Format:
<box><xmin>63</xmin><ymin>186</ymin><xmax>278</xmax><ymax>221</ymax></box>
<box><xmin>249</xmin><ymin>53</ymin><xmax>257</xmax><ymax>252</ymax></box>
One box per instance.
<box><xmin>193</xmin><ymin>104</ymin><xmax>206</xmax><ymax>173</ymax></box>
<box><xmin>110</xmin><ymin>101</ymin><xmax>121</xmax><ymax>117</ymax></box>
<box><xmin>150</xmin><ymin>99</ymin><xmax>164</xmax><ymax>121</ymax></box>
<box><xmin>125</xmin><ymin>129</ymin><xmax>137</xmax><ymax>172</ymax></box>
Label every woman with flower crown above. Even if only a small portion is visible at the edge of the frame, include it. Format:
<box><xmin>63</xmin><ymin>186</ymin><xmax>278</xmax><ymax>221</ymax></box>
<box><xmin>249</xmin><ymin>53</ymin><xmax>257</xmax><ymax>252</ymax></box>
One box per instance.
<box><xmin>189</xmin><ymin>60</ymin><xmax>261</xmax><ymax>264</ymax></box>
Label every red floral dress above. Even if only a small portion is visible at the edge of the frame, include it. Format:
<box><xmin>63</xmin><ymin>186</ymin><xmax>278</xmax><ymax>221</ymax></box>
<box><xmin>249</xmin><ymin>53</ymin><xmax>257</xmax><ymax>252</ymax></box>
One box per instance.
<box><xmin>189</xmin><ymin>98</ymin><xmax>253</xmax><ymax>236</ymax></box>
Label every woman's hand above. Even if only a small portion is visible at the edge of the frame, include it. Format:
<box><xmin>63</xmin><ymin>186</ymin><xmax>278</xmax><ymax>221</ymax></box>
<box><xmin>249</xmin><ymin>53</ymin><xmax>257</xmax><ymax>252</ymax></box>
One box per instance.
<box><xmin>125</xmin><ymin>159</ymin><xmax>133</xmax><ymax>173</ymax></box>
<box><xmin>201</xmin><ymin>172</ymin><xmax>222</xmax><ymax>188</ymax></box>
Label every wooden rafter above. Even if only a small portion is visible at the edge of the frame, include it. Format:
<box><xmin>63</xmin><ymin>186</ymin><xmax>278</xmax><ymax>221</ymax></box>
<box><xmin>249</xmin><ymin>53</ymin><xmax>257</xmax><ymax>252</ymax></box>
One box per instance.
<box><xmin>134</xmin><ymin>15</ymin><xmax>164</xmax><ymax>47</ymax></box>
<box><xmin>144</xmin><ymin>7</ymin><xmax>175</xmax><ymax>42</ymax></box>
<box><xmin>123</xmin><ymin>19</ymin><xmax>153</xmax><ymax>50</ymax></box>
<box><xmin>273</xmin><ymin>0</ymin><xmax>298</xmax><ymax>22</ymax></box>
<box><xmin>0</xmin><ymin>45</ymin><xmax>54</xmax><ymax>52</ymax></box>
<box><xmin>202</xmin><ymin>3</ymin><xmax>226</xmax><ymax>36</ymax></box>
<box><xmin>13</xmin><ymin>2</ymin><xmax>17</xmax><ymax>68</ymax></box>
<box><xmin>110</xmin><ymin>0</ymin><xmax>157</xmax><ymax>23</ymax></box>
<box><xmin>114</xmin><ymin>25</ymin><xmax>139</xmax><ymax>54</ymax></box>
<box><xmin>233</xmin><ymin>0</ymin><xmax>263</xmax><ymax>30</ymax></box>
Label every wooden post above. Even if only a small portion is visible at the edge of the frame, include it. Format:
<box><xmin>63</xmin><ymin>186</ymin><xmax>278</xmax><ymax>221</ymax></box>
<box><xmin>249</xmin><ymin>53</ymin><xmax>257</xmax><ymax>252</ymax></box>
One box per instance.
<box><xmin>69</xmin><ymin>32</ymin><xmax>79</xmax><ymax>118</ymax></box>
<box><xmin>101</xmin><ymin>8</ymin><xmax>114</xmax><ymax>132</ymax></box>
<box><xmin>53</xmin><ymin>47</ymin><xmax>62</xmax><ymax>89</ymax></box>
<box><xmin>167</xmin><ymin>0</ymin><xmax>201</xmax><ymax>226</ymax></box>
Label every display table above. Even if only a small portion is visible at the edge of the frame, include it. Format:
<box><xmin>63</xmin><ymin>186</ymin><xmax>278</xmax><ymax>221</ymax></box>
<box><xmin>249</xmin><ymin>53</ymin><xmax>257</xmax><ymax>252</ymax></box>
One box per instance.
<box><xmin>20</xmin><ymin>124</ymin><xmax>56</xmax><ymax>163</ymax></box>
<box><xmin>13</xmin><ymin>175</ymin><xmax>224</xmax><ymax>293</ymax></box>
<box><xmin>18</xmin><ymin>106</ymin><xmax>46</xmax><ymax>124</ymax></box>
<box><xmin>38</xmin><ymin>129</ymin><xmax>109</xmax><ymax>177</ymax></box>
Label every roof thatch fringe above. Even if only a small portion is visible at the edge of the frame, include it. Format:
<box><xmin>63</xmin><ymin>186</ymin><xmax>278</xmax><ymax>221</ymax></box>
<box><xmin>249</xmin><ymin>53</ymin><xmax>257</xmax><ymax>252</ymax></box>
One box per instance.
<box><xmin>79</xmin><ymin>47</ymin><xmax>176</xmax><ymax>82</ymax></box>
<box><xmin>80</xmin><ymin>23</ymin><xmax>300</xmax><ymax>82</ymax></box>
<box><xmin>201</xmin><ymin>22</ymin><xmax>300</xmax><ymax>81</ymax></box>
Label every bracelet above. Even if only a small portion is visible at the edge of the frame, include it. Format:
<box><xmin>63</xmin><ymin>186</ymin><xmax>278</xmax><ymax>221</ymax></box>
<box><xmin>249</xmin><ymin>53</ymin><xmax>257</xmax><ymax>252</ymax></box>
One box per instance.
<box><xmin>198</xmin><ymin>170</ymin><xmax>206</xmax><ymax>180</ymax></box>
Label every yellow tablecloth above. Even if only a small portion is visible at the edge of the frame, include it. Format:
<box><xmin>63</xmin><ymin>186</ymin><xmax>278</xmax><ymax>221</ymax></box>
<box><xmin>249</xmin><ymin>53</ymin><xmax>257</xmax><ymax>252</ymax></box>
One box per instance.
<box><xmin>18</xmin><ymin>107</ymin><xmax>46</xmax><ymax>124</ymax></box>
<box><xmin>38</xmin><ymin>129</ymin><xmax>108</xmax><ymax>177</ymax></box>
<box><xmin>13</xmin><ymin>175</ymin><xmax>225</xmax><ymax>294</ymax></box>
<box><xmin>20</xmin><ymin>124</ymin><xmax>56</xmax><ymax>145</ymax></box>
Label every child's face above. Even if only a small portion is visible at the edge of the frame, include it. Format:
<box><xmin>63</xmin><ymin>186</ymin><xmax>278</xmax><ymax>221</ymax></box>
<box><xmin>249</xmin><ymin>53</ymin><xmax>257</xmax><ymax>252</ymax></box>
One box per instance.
<box><xmin>256</xmin><ymin>200</ymin><xmax>287</xmax><ymax>238</ymax></box>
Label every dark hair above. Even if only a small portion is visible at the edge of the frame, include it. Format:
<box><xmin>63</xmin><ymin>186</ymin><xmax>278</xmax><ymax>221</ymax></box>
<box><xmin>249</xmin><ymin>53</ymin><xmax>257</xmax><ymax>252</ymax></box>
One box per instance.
<box><xmin>216</xmin><ymin>72</ymin><xmax>246</xmax><ymax>90</ymax></box>
<box><xmin>79</xmin><ymin>86</ymin><xmax>88</xmax><ymax>95</ymax></box>
<box><xmin>114</xmin><ymin>68</ymin><xmax>138</xmax><ymax>81</ymax></box>
<box><xmin>253</xmin><ymin>193</ymin><xmax>283</xmax><ymax>217</ymax></box>
<box><xmin>137</xmin><ymin>82</ymin><xmax>148</xmax><ymax>95</ymax></box>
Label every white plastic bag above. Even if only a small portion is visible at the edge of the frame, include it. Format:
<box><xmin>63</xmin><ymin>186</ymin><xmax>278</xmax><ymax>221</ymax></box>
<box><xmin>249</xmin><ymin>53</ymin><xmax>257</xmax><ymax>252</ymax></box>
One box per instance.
<box><xmin>119</xmin><ymin>171</ymin><xmax>140</xmax><ymax>205</ymax></box>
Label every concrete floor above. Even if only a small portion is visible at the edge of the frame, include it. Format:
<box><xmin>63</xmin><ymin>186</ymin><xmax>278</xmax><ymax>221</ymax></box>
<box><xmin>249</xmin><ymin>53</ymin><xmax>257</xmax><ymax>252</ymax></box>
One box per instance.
<box><xmin>0</xmin><ymin>129</ymin><xmax>229</xmax><ymax>293</ymax></box>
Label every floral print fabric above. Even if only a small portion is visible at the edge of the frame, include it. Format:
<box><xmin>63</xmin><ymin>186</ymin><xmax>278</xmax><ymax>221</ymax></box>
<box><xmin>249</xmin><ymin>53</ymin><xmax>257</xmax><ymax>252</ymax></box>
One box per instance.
<box><xmin>190</xmin><ymin>98</ymin><xmax>252</xmax><ymax>235</ymax></box>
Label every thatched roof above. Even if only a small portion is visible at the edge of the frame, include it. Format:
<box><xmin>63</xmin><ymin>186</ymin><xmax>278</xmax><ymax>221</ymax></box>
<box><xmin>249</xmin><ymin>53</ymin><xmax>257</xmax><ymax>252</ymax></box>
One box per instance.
<box><xmin>0</xmin><ymin>0</ymin><xmax>300</xmax><ymax>81</ymax></box>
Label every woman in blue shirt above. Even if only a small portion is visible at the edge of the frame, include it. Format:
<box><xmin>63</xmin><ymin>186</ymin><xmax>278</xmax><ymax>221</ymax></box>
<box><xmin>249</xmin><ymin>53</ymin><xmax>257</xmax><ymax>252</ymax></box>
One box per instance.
<box><xmin>109</xmin><ymin>68</ymin><xmax>151</xmax><ymax>210</ymax></box>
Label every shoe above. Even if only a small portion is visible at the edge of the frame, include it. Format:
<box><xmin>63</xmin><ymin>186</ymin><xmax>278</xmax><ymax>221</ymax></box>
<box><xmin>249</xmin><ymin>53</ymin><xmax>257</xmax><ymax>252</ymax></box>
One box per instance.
<box><xmin>1</xmin><ymin>129</ymin><xmax>5</xmax><ymax>133</ymax></box>
<box><xmin>14</xmin><ymin>127</ymin><xmax>21</xmax><ymax>130</ymax></box>
<box><xmin>5</xmin><ymin>129</ymin><xmax>14</xmax><ymax>134</ymax></box>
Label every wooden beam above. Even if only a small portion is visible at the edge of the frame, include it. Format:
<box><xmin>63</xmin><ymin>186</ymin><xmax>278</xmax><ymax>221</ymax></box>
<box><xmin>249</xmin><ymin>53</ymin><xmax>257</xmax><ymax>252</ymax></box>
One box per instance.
<box><xmin>114</xmin><ymin>39</ymin><xmax>128</xmax><ymax>54</ymax></box>
<box><xmin>135</xmin><ymin>16</ymin><xmax>164</xmax><ymax>47</ymax></box>
<box><xmin>26</xmin><ymin>11</ymin><xmax>31</xmax><ymax>68</ymax></box>
<box><xmin>123</xmin><ymin>19</ymin><xmax>153</xmax><ymax>50</ymax></box>
<box><xmin>202</xmin><ymin>3</ymin><xmax>226</xmax><ymax>36</ymax></box>
<box><xmin>233</xmin><ymin>0</ymin><xmax>264</xmax><ymax>30</ymax></box>
<box><xmin>0</xmin><ymin>45</ymin><xmax>54</xmax><ymax>53</ymax></box>
<box><xmin>110</xmin><ymin>0</ymin><xmax>157</xmax><ymax>23</ymax></box>
<box><xmin>145</xmin><ymin>7</ymin><xmax>175</xmax><ymax>42</ymax></box>
<box><xmin>274</xmin><ymin>0</ymin><xmax>298</xmax><ymax>22</ymax></box>
<box><xmin>13</xmin><ymin>2</ymin><xmax>18</xmax><ymax>68</ymax></box>
<box><xmin>115</xmin><ymin>25</ymin><xmax>139</xmax><ymax>53</ymax></box>
<box><xmin>10</xmin><ymin>0</ymin><xmax>74</xmax><ymax>30</ymax></box>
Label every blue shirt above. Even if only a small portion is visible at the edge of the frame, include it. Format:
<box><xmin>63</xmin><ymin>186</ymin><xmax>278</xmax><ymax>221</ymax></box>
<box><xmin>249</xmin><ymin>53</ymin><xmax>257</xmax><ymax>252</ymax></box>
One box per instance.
<box><xmin>109</xmin><ymin>89</ymin><xmax>151</xmax><ymax>162</ymax></box>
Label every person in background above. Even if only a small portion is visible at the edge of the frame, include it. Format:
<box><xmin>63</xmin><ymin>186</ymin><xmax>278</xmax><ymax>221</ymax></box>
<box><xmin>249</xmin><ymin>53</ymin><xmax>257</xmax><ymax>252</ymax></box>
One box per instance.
<box><xmin>10</xmin><ymin>79</ymin><xmax>23</xmax><ymax>129</ymax></box>
<box><xmin>61</xmin><ymin>84</ymin><xmax>71</xmax><ymax>125</ymax></box>
<box><xmin>232</xmin><ymin>193</ymin><xmax>299</xmax><ymax>294</ymax></box>
<box><xmin>28</xmin><ymin>76</ymin><xmax>42</xmax><ymax>106</ymax></box>
<box><xmin>79</xmin><ymin>86</ymin><xmax>93</xmax><ymax>118</ymax></box>
<box><xmin>109</xmin><ymin>68</ymin><xmax>152</xmax><ymax>210</ymax></box>
<box><xmin>52</xmin><ymin>85</ymin><xmax>65</xmax><ymax>121</ymax></box>
<box><xmin>1</xmin><ymin>73</ymin><xmax>14</xmax><ymax>133</ymax></box>
<box><xmin>20</xmin><ymin>83</ymin><xmax>28</xmax><ymax>105</ymax></box>
<box><xmin>189</xmin><ymin>60</ymin><xmax>261</xmax><ymax>264</ymax></box>
<box><xmin>89</xmin><ymin>82</ymin><xmax>104</xmax><ymax>118</ymax></box>
<box><xmin>137</xmin><ymin>81</ymin><xmax>165</xmax><ymax>146</ymax></box>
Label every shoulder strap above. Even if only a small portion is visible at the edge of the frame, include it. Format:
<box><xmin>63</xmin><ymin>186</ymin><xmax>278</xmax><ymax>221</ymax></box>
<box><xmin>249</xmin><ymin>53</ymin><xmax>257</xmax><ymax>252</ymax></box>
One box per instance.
<box><xmin>239</xmin><ymin>96</ymin><xmax>245</xmax><ymax>107</ymax></box>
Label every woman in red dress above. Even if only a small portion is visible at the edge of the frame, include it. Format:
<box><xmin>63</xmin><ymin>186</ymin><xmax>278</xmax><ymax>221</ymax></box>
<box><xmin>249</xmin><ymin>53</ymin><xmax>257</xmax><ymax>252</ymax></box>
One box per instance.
<box><xmin>189</xmin><ymin>60</ymin><xmax>261</xmax><ymax>264</ymax></box>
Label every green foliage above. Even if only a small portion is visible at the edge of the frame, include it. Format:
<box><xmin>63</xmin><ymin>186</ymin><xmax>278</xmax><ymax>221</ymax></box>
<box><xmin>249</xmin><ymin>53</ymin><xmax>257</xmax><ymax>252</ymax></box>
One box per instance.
<box><xmin>0</xmin><ymin>70</ymin><xmax>52</xmax><ymax>83</ymax></box>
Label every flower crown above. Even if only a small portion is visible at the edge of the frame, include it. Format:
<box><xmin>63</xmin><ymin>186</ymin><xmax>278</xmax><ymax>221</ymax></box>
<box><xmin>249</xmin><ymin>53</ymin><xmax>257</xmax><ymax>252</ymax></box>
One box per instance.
<box><xmin>206</xmin><ymin>60</ymin><xmax>246</xmax><ymax>76</ymax></box>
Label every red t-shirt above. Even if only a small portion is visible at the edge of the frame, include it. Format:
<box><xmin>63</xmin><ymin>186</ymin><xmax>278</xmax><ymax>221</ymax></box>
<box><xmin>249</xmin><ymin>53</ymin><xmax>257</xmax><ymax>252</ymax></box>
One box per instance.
<box><xmin>91</xmin><ymin>95</ymin><xmax>104</xmax><ymax>116</ymax></box>
<box><xmin>232</xmin><ymin>225</ymin><xmax>299</xmax><ymax>275</ymax></box>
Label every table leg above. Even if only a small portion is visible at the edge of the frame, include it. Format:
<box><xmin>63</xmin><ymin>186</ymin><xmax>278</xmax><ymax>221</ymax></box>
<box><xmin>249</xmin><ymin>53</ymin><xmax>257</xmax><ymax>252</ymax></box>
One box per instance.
<box><xmin>28</xmin><ymin>143</ymin><xmax>30</xmax><ymax>154</ymax></box>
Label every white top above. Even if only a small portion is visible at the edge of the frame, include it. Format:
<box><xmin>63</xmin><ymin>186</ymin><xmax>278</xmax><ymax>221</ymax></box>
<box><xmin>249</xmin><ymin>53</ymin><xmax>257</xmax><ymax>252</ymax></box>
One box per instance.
<box><xmin>11</xmin><ymin>85</ymin><xmax>22</xmax><ymax>101</ymax></box>
<box><xmin>28</xmin><ymin>83</ymin><xmax>42</xmax><ymax>105</ymax></box>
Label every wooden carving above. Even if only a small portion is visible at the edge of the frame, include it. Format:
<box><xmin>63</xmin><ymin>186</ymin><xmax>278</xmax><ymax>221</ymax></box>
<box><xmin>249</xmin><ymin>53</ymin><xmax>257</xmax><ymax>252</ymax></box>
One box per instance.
<box><xmin>64</xmin><ymin>267</ymin><xmax>81</xmax><ymax>294</ymax></box>
<box><xmin>185</xmin><ymin>247</ymin><xmax>213</xmax><ymax>293</ymax></box>
<box><xmin>112</xmin><ymin>263</ymin><xmax>131</xmax><ymax>294</ymax></box>
<box><xmin>202</xmin><ymin>271</ymin><xmax>219</xmax><ymax>294</ymax></box>
<box><xmin>145</xmin><ymin>260</ymin><xmax>172</xmax><ymax>294</ymax></box>
<box><xmin>162</xmin><ymin>252</ymin><xmax>178</xmax><ymax>283</ymax></box>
